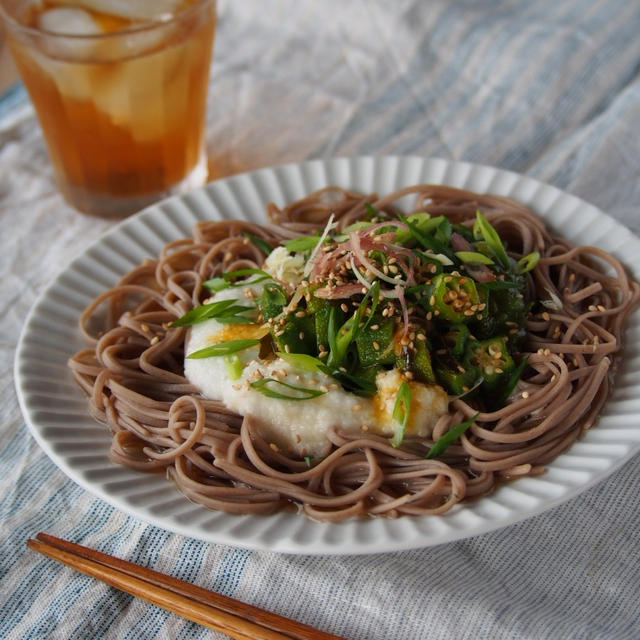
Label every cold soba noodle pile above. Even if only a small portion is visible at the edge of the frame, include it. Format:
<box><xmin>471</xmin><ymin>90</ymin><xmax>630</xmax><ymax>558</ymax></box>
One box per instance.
<box><xmin>68</xmin><ymin>185</ymin><xmax>640</xmax><ymax>521</ymax></box>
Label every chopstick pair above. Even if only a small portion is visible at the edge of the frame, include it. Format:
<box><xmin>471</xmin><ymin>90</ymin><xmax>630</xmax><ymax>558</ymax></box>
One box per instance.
<box><xmin>27</xmin><ymin>533</ymin><xmax>345</xmax><ymax>640</ymax></box>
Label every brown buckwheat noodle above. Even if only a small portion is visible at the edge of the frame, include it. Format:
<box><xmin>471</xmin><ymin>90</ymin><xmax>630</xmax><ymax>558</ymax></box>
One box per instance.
<box><xmin>68</xmin><ymin>185</ymin><xmax>640</xmax><ymax>521</ymax></box>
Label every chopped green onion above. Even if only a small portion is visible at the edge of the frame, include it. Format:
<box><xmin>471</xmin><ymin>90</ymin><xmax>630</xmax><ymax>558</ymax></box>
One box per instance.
<box><xmin>364</xmin><ymin>203</ymin><xmax>382</xmax><ymax>219</ymax></box>
<box><xmin>202</xmin><ymin>277</ymin><xmax>228</xmax><ymax>293</ymax></box>
<box><xmin>390</xmin><ymin>380</ymin><xmax>411</xmax><ymax>447</ymax></box>
<box><xmin>425</xmin><ymin>413</ymin><xmax>478</xmax><ymax>459</ymax></box>
<box><xmin>276</xmin><ymin>351</ymin><xmax>326</xmax><ymax>372</ymax></box>
<box><xmin>203</xmin><ymin>268</ymin><xmax>272</xmax><ymax>293</ymax></box>
<box><xmin>223</xmin><ymin>267</ymin><xmax>271</xmax><ymax>280</ymax></box>
<box><xmin>324</xmin><ymin>367</ymin><xmax>378</xmax><ymax>397</ymax></box>
<box><xmin>326</xmin><ymin>282</ymin><xmax>380</xmax><ymax>369</ymax></box>
<box><xmin>186</xmin><ymin>338</ymin><xmax>260</xmax><ymax>359</ymax></box>
<box><xmin>516</xmin><ymin>251</ymin><xmax>540</xmax><ymax>274</ymax></box>
<box><xmin>333</xmin><ymin>220</ymin><xmax>376</xmax><ymax>243</ymax></box>
<box><xmin>242</xmin><ymin>232</ymin><xmax>273</xmax><ymax>256</ymax></box>
<box><xmin>495</xmin><ymin>356</ymin><xmax>529</xmax><ymax>405</ymax></box>
<box><xmin>171</xmin><ymin>299</ymin><xmax>255</xmax><ymax>327</ymax></box>
<box><xmin>224</xmin><ymin>354</ymin><xmax>244</xmax><ymax>379</ymax></box>
<box><xmin>455</xmin><ymin>251</ymin><xmax>495</xmax><ymax>265</ymax></box>
<box><xmin>283</xmin><ymin>234</ymin><xmax>321</xmax><ymax>252</ymax></box>
<box><xmin>473</xmin><ymin>211</ymin><xmax>510</xmax><ymax>270</ymax></box>
<box><xmin>250</xmin><ymin>377</ymin><xmax>326</xmax><ymax>401</ymax></box>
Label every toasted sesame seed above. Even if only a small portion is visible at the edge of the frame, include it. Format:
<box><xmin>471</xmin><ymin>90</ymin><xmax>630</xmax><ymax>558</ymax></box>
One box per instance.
<box><xmin>269</xmin><ymin>443</ymin><xmax>279</xmax><ymax>452</ymax></box>
<box><xmin>298</xmin><ymin>331</ymin><xmax>305</xmax><ymax>340</ymax></box>
<box><xmin>150</xmin><ymin>336</ymin><xmax>160</xmax><ymax>345</ymax></box>
<box><xmin>341</xmin><ymin>303</ymin><xmax>349</xmax><ymax>312</ymax></box>
<box><xmin>295</xmin><ymin>310</ymin><xmax>306</xmax><ymax>318</ymax></box>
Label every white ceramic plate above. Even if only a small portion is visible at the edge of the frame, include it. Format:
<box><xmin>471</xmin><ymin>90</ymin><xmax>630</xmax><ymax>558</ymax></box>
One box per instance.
<box><xmin>14</xmin><ymin>156</ymin><xmax>640</xmax><ymax>554</ymax></box>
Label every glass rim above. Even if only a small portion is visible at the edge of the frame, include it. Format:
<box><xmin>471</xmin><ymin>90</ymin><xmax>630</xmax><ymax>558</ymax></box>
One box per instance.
<box><xmin>0</xmin><ymin>0</ymin><xmax>215</xmax><ymax>40</ymax></box>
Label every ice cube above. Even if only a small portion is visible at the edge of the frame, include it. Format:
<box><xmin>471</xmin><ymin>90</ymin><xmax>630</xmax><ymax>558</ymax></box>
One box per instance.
<box><xmin>51</xmin><ymin>0</ymin><xmax>184</xmax><ymax>22</ymax></box>
<box><xmin>37</xmin><ymin>7</ymin><xmax>103</xmax><ymax>35</ymax></box>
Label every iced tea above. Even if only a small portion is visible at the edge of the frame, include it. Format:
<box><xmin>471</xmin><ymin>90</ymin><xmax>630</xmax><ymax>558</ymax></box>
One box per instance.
<box><xmin>1</xmin><ymin>0</ymin><xmax>216</xmax><ymax>216</ymax></box>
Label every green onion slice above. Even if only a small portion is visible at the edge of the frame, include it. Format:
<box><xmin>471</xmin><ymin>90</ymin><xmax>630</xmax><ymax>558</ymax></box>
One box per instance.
<box><xmin>242</xmin><ymin>232</ymin><xmax>273</xmax><ymax>256</ymax></box>
<box><xmin>171</xmin><ymin>299</ymin><xmax>255</xmax><ymax>327</ymax></box>
<box><xmin>224</xmin><ymin>354</ymin><xmax>244</xmax><ymax>380</ymax></box>
<box><xmin>250</xmin><ymin>377</ymin><xmax>326</xmax><ymax>401</ymax></box>
<box><xmin>203</xmin><ymin>268</ymin><xmax>272</xmax><ymax>293</ymax></box>
<box><xmin>455</xmin><ymin>251</ymin><xmax>495</xmax><ymax>265</ymax></box>
<box><xmin>390</xmin><ymin>380</ymin><xmax>411</xmax><ymax>447</ymax></box>
<box><xmin>276</xmin><ymin>352</ymin><xmax>326</xmax><ymax>372</ymax></box>
<box><xmin>326</xmin><ymin>281</ymin><xmax>380</xmax><ymax>369</ymax></box>
<box><xmin>283</xmin><ymin>235</ymin><xmax>321</xmax><ymax>253</ymax></box>
<box><xmin>425</xmin><ymin>413</ymin><xmax>478</xmax><ymax>459</ymax></box>
<box><xmin>516</xmin><ymin>251</ymin><xmax>540</xmax><ymax>274</ymax></box>
<box><xmin>186</xmin><ymin>338</ymin><xmax>260</xmax><ymax>359</ymax></box>
<box><xmin>473</xmin><ymin>211</ymin><xmax>510</xmax><ymax>270</ymax></box>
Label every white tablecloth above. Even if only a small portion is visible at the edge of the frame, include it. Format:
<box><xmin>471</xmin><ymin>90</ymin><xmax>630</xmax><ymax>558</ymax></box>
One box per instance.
<box><xmin>2</xmin><ymin>1</ymin><xmax>639</xmax><ymax>638</ymax></box>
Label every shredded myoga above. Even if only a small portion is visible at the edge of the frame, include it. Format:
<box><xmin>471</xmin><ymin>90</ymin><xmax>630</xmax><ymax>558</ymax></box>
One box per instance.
<box><xmin>68</xmin><ymin>185</ymin><xmax>640</xmax><ymax>521</ymax></box>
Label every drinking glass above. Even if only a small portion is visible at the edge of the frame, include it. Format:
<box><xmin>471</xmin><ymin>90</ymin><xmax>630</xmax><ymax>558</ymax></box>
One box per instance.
<box><xmin>0</xmin><ymin>0</ymin><xmax>216</xmax><ymax>217</ymax></box>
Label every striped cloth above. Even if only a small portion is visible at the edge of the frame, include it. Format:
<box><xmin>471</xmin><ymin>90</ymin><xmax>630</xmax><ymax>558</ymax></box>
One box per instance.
<box><xmin>2</xmin><ymin>1</ymin><xmax>640</xmax><ymax>638</ymax></box>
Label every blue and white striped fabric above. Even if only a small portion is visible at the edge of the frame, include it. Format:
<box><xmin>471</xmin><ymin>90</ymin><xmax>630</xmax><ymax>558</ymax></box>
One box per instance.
<box><xmin>2</xmin><ymin>1</ymin><xmax>640</xmax><ymax>638</ymax></box>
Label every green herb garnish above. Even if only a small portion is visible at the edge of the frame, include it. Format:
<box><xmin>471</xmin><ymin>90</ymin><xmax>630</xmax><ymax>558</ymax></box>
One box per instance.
<box><xmin>171</xmin><ymin>299</ymin><xmax>255</xmax><ymax>327</ymax></box>
<box><xmin>243</xmin><ymin>232</ymin><xmax>273</xmax><ymax>256</ymax></box>
<box><xmin>203</xmin><ymin>268</ymin><xmax>272</xmax><ymax>293</ymax></box>
<box><xmin>473</xmin><ymin>211</ymin><xmax>510</xmax><ymax>270</ymax></box>
<box><xmin>224</xmin><ymin>354</ymin><xmax>244</xmax><ymax>379</ymax></box>
<box><xmin>283</xmin><ymin>235</ymin><xmax>322</xmax><ymax>253</ymax></box>
<box><xmin>187</xmin><ymin>338</ymin><xmax>261</xmax><ymax>359</ymax></box>
<box><xmin>455</xmin><ymin>251</ymin><xmax>495</xmax><ymax>265</ymax></box>
<box><xmin>390</xmin><ymin>380</ymin><xmax>411</xmax><ymax>447</ymax></box>
<box><xmin>326</xmin><ymin>281</ymin><xmax>380</xmax><ymax>369</ymax></box>
<box><xmin>516</xmin><ymin>251</ymin><xmax>540</xmax><ymax>274</ymax></box>
<box><xmin>276</xmin><ymin>352</ymin><xmax>326</xmax><ymax>372</ymax></box>
<box><xmin>250</xmin><ymin>378</ymin><xmax>326</xmax><ymax>400</ymax></box>
<box><xmin>425</xmin><ymin>413</ymin><xmax>478</xmax><ymax>459</ymax></box>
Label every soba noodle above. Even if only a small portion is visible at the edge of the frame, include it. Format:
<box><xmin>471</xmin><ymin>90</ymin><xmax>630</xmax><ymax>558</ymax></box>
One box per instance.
<box><xmin>68</xmin><ymin>185</ymin><xmax>640</xmax><ymax>521</ymax></box>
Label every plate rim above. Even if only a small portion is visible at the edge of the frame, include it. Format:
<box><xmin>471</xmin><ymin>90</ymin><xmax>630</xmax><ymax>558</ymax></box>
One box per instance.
<box><xmin>14</xmin><ymin>155</ymin><xmax>640</xmax><ymax>554</ymax></box>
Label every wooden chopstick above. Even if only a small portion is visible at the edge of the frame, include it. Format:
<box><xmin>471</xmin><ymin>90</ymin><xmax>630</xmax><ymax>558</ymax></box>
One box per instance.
<box><xmin>27</xmin><ymin>533</ymin><xmax>346</xmax><ymax>640</ymax></box>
